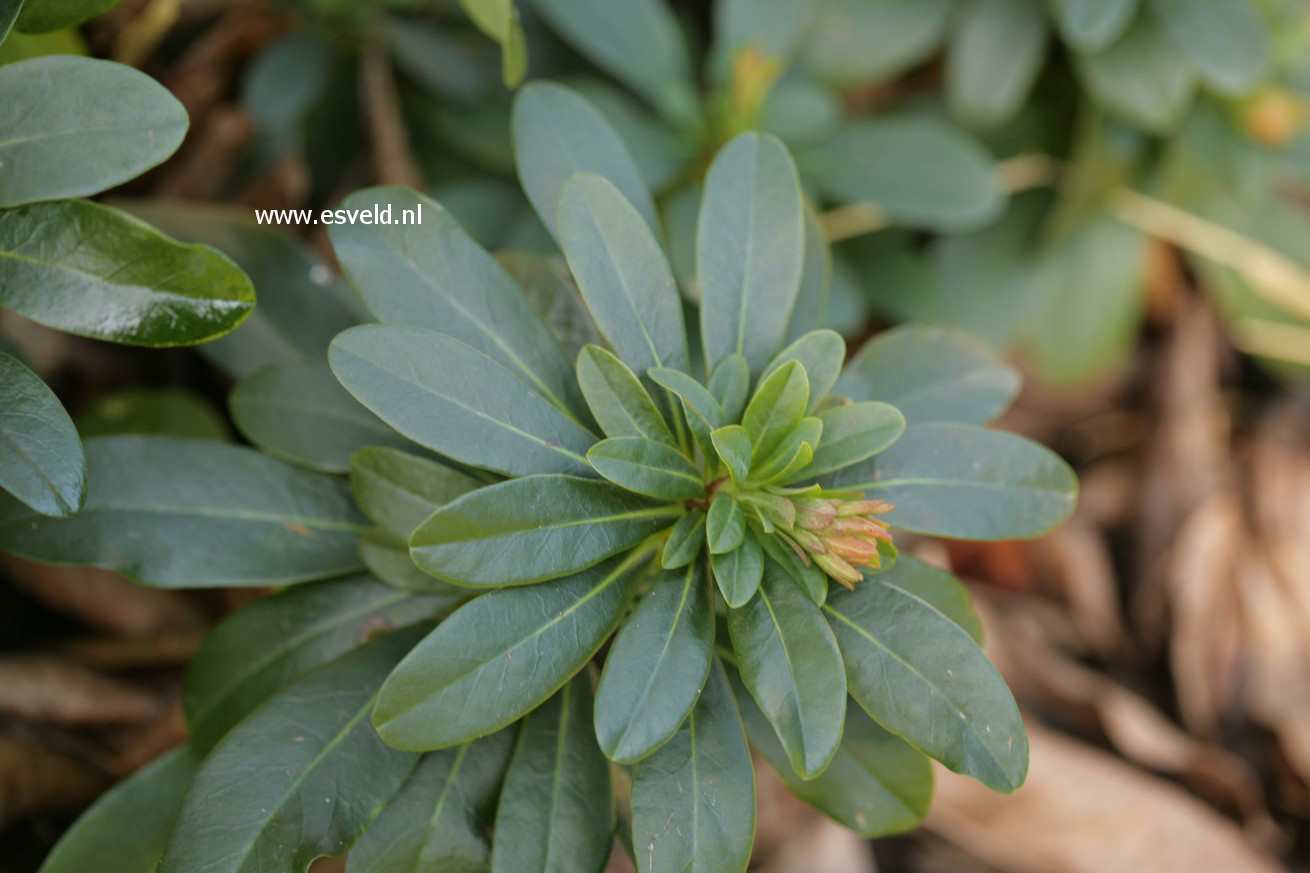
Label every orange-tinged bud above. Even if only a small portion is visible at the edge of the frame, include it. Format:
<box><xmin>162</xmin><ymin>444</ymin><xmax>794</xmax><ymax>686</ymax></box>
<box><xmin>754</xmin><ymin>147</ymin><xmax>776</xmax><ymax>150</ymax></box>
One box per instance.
<box><xmin>814</xmin><ymin>552</ymin><xmax>862</xmax><ymax>588</ymax></box>
<box><xmin>835</xmin><ymin>499</ymin><xmax>893</xmax><ymax>517</ymax></box>
<box><xmin>791</xmin><ymin>528</ymin><xmax>826</xmax><ymax>554</ymax></box>
<box><xmin>827</xmin><ymin>535</ymin><xmax>880</xmax><ymax>563</ymax></box>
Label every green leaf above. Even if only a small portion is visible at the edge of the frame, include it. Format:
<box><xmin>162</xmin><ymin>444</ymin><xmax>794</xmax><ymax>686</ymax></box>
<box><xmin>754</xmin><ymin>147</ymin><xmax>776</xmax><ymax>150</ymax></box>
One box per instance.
<box><xmin>38</xmin><ymin>747</ymin><xmax>198</xmax><ymax>873</ymax></box>
<box><xmin>879</xmin><ymin>555</ymin><xmax>983</xmax><ymax>645</ymax></box>
<box><xmin>493</xmin><ymin>675</ymin><xmax>614</xmax><ymax>873</ymax></box>
<box><xmin>706</xmin><ymin>493</ymin><xmax>745</xmax><ymax>555</ymax></box>
<box><xmin>0</xmin><ymin>351</ymin><xmax>84</xmax><ymax>516</ymax></box>
<box><xmin>799</xmin><ymin>0</ymin><xmax>952</xmax><ymax>86</ymax></box>
<box><xmin>1075</xmin><ymin>10</ymin><xmax>1194</xmax><ymax>133</ymax></box>
<box><xmin>834</xmin><ymin>325</ymin><xmax>1020</xmax><ymax>425</ymax></box>
<box><xmin>648</xmin><ymin>368</ymin><xmax>724</xmax><ymax>459</ymax></box>
<box><xmin>742</xmin><ymin>360</ymin><xmax>809</xmax><ymax>460</ymax></box>
<box><xmin>748</xmin><ymin>417</ymin><xmax>821</xmax><ymax>486</ymax></box>
<box><xmin>595</xmin><ymin>563</ymin><xmax>714</xmax><ymax>763</ymax></box>
<box><xmin>557</xmin><ymin>173</ymin><xmax>689</xmax><ymax>377</ymax></box>
<box><xmin>825</xmin><ymin>423</ymin><xmax>1078</xmax><ymax>540</ymax></box>
<box><xmin>800</xmin><ymin>116</ymin><xmax>1004</xmax><ymax>233</ymax></box>
<box><xmin>1054</xmin><ymin>0</ymin><xmax>1138</xmax><ymax>51</ymax></box>
<box><xmin>330</xmin><ymin>325</ymin><xmax>596</xmax><ymax>478</ymax></box>
<box><xmin>529</xmin><ymin>0</ymin><xmax>698</xmax><ymax>126</ymax></box>
<box><xmin>351</xmin><ymin>447</ymin><xmax>480</xmax><ymax>540</ymax></box>
<box><xmin>630</xmin><ymin>659</ymin><xmax>754</xmax><ymax>873</ymax></box>
<box><xmin>761</xmin><ymin>330</ymin><xmax>844</xmax><ymax>412</ymax></box>
<box><xmin>757</xmin><ymin>532</ymin><xmax>828</xmax><ymax>606</ymax></box>
<box><xmin>0</xmin><ymin>56</ymin><xmax>184</xmax><ymax>205</ymax></box>
<box><xmin>710</xmin><ymin>426</ymin><xmax>753</xmax><ymax>488</ymax></box>
<box><xmin>698</xmin><ymin>132</ymin><xmax>805</xmax><ymax>374</ymax></box>
<box><xmin>1151</xmin><ymin>0</ymin><xmax>1269</xmax><ymax>94</ymax></box>
<box><xmin>457</xmin><ymin>0</ymin><xmax>527</xmax><ymax>86</ymax></box>
<box><xmin>707</xmin><ymin>353</ymin><xmax>750</xmax><ymax>424</ymax></box>
<box><xmin>351</xmin><ymin>729</ymin><xmax>516</xmax><ymax>873</ymax></box>
<box><xmin>786</xmin><ymin>208</ymin><xmax>832</xmax><ymax>344</ymax></box>
<box><xmin>728</xmin><ymin>670</ymin><xmax>932</xmax><ymax>837</ymax></box>
<box><xmin>120</xmin><ymin>201</ymin><xmax>362</xmax><ymax>379</ymax></box>
<box><xmin>802</xmin><ymin>402</ymin><xmax>905</xmax><ymax>480</ymax></box>
<box><xmin>329</xmin><ymin>187</ymin><xmax>586</xmax><ymax>418</ymax></box>
<box><xmin>229</xmin><ymin>361</ymin><xmax>410</xmax><ymax>474</ymax></box>
<box><xmin>360</xmin><ymin>528</ymin><xmax>470</xmax><ymax>596</ymax></box>
<box><xmin>0</xmin><ymin>435</ymin><xmax>366</xmax><ymax>587</ymax></box>
<box><xmin>15</xmin><ymin>0</ymin><xmax>119</xmax><ymax>32</ymax></box>
<box><xmin>159</xmin><ymin>630</ymin><xmax>423</xmax><ymax>873</ymax></box>
<box><xmin>588</xmin><ymin>437</ymin><xmax>703</xmax><ymax>500</ymax></box>
<box><xmin>824</xmin><ymin>576</ymin><xmax>1028</xmax><ymax>792</ymax></box>
<box><xmin>499</xmin><ymin>251</ymin><xmax>603</xmax><ymax>360</ymax></box>
<box><xmin>0</xmin><ymin>0</ymin><xmax>23</xmax><ymax>44</ymax></box>
<box><xmin>373</xmin><ymin>552</ymin><xmax>648</xmax><ymax>750</ymax></box>
<box><xmin>185</xmin><ymin>574</ymin><xmax>456</xmax><ymax>752</ymax></box>
<box><xmin>576</xmin><ymin>345</ymin><xmax>676</xmax><ymax>445</ymax></box>
<box><xmin>77</xmin><ymin>388</ymin><xmax>229</xmax><ymax>441</ymax></box>
<box><xmin>0</xmin><ymin>201</ymin><xmax>253</xmax><ymax>345</ymax></box>
<box><xmin>512</xmin><ymin>82</ymin><xmax>658</xmax><ymax>239</ymax></box>
<box><xmin>711</xmin><ymin>528</ymin><xmax>763</xmax><ymax>608</ymax></box>
<box><xmin>661</xmin><ymin>509</ymin><xmax>705</xmax><ymax>569</ymax></box>
<box><xmin>728</xmin><ymin>561</ymin><xmax>846</xmax><ymax>779</ymax></box>
<box><xmin>946</xmin><ymin>0</ymin><xmax>1048</xmax><ymax>128</ymax></box>
<box><xmin>412</xmin><ymin>475</ymin><xmax>679</xmax><ymax>588</ymax></box>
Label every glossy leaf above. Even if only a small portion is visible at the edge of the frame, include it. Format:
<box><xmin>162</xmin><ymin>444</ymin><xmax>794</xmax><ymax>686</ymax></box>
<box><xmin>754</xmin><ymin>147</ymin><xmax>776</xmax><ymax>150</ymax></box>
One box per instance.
<box><xmin>825</xmin><ymin>423</ymin><xmax>1078</xmax><ymax>540</ymax></box>
<box><xmin>947</xmin><ymin>0</ymin><xmax>1048</xmax><ymax>128</ymax></box>
<box><xmin>38</xmin><ymin>747</ymin><xmax>198</xmax><ymax>873</ymax></box>
<box><xmin>1152</xmin><ymin>0</ymin><xmax>1269</xmax><ymax>94</ymax></box>
<box><xmin>185</xmin><ymin>574</ymin><xmax>456</xmax><ymax>752</ymax></box>
<box><xmin>330</xmin><ymin>187</ymin><xmax>585</xmax><ymax>418</ymax></box>
<box><xmin>710</xmin><ymin>426</ymin><xmax>752</xmax><ymax>488</ymax></box>
<box><xmin>411</xmin><ymin>475</ymin><xmax>679</xmax><ymax>588</ymax></box>
<box><xmin>596</xmin><ymin>563</ymin><xmax>714</xmax><ymax>763</ymax></box>
<box><xmin>77</xmin><ymin>388</ymin><xmax>229</xmax><ymax>441</ymax></box>
<box><xmin>742</xmin><ymin>360</ymin><xmax>809</xmax><ymax>460</ymax></box>
<box><xmin>706</xmin><ymin>493</ymin><xmax>746</xmax><ymax>555</ymax></box>
<box><xmin>576</xmin><ymin>345</ymin><xmax>675</xmax><ymax>445</ymax></box>
<box><xmin>728</xmin><ymin>562</ymin><xmax>845</xmax><ymax>778</ymax></box>
<box><xmin>879</xmin><ymin>555</ymin><xmax>983</xmax><ymax>645</ymax></box>
<box><xmin>1055</xmin><ymin>0</ymin><xmax>1138</xmax><ymax>51</ymax></box>
<box><xmin>492</xmin><ymin>675</ymin><xmax>613</xmax><ymax>873</ymax></box>
<box><xmin>802</xmin><ymin>401</ymin><xmax>905</xmax><ymax>480</ymax></box>
<box><xmin>711</xmin><ymin>528</ymin><xmax>763</xmax><ymax>608</ymax></box>
<box><xmin>729</xmin><ymin>671</ymin><xmax>932</xmax><ymax>837</ymax></box>
<box><xmin>799</xmin><ymin>117</ymin><xmax>1004</xmax><ymax>233</ymax></box>
<box><xmin>661</xmin><ymin>509</ymin><xmax>705</xmax><ymax>569</ymax></box>
<box><xmin>0</xmin><ymin>436</ymin><xmax>366</xmax><ymax>587</ymax></box>
<box><xmin>512</xmin><ymin>82</ymin><xmax>658</xmax><ymax>238</ymax></box>
<box><xmin>761</xmin><ymin>330</ymin><xmax>844</xmax><ymax>412</ymax></box>
<box><xmin>350</xmin><ymin>729</ymin><xmax>516</xmax><ymax>873</ymax></box>
<box><xmin>0</xmin><ymin>56</ymin><xmax>185</xmax><ymax>206</ymax></box>
<box><xmin>0</xmin><ymin>351</ymin><xmax>84</xmax><ymax>516</ymax></box>
<box><xmin>0</xmin><ymin>0</ymin><xmax>22</xmax><ymax>43</ymax></box>
<box><xmin>824</xmin><ymin>577</ymin><xmax>1028</xmax><ymax>792</ymax></box>
<box><xmin>558</xmin><ymin>174</ymin><xmax>689</xmax><ymax>375</ymax></box>
<box><xmin>0</xmin><ymin>201</ymin><xmax>253</xmax><ymax>345</ymax></box>
<box><xmin>698</xmin><ymin>132</ymin><xmax>805</xmax><ymax>374</ymax></box>
<box><xmin>373</xmin><ymin>552</ymin><xmax>648</xmax><ymax>750</ymax></box>
<box><xmin>158</xmin><ymin>630</ymin><xmax>424</xmax><ymax>873</ymax></box>
<box><xmin>230</xmin><ymin>361</ymin><xmax>410</xmax><ymax>473</ymax></box>
<box><xmin>351</xmin><ymin>447</ymin><xmax>480</xmax><ymax>540</ymax></box>
<box><xmin>588</xmin><ymin>437</ymin><xmax>703</xmax><ymax>500</ymax></box>
<box><xmin>630</xmin><ymin>660</ymin><xmax>754</xmax><ymax>873</ymax></box>
<box><xmin>834</xmin><ymin>325</ymin><xmax>1020</xmax><ymax>425</ymax></box>
<box><xmin>330</xmin><ymin>325</ymin><xmax>596</xmax><ymax>478</ymax></box>
<box><xmin>707</xmin><ymin>353</ymin><xmax>750</xmax><ymax>424</ymax></box>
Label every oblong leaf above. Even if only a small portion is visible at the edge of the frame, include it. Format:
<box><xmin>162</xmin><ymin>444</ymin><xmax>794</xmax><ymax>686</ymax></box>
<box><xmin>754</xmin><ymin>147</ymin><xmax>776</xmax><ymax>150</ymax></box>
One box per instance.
<box><xmin>661</xmin><ymin>509</ymin><xmax>705</xmax><ymax>569</ymax></box>
<box><xmin>0</xmin><ymin>436</ymin><xmax>367</xmax><ymax>587</ymax></box>
<box><xmin>0</xmin><ymin>351</ymin><xmax>85</xmax><ymax>516</ymax></box>
<box><xmin>802</xmin><ymin>401</ymin><xmax>905</xmax><ymax>480</ymax></box>
<box><xmin>706</xmin><ymin>493</ymin><xmax>745</xmax><ymax>555</ymax></box>
<box><xmin>576</xmin><ymin>344</ymin><xmax>675</xmax><ymax>445</ymax></box>
<box><xmin>946</xmin><ymin>0</ymin><xmax>1048</xmax><ymax>128</ymax></box>
<box><xmin>742</xmin><ymin>360</ymin><xmax>809</xmax><ymax>460</ymax></box>
<box><xmin>761</xmin><ymin>330</ymin><xmax>844</xmax><ymax>411</ymax></box>
<box><xmin>411</xmin><ymin>475</ymin><xmax>680</xmax><ymax>588</ymax></box>
<box><xmin>825</xmin><ymin>423</ymin><xmax>1078</xmax><ymax>540</ymax></box>
<box><xmin>184</xmin><ymin>574</ymin><xmax>457</xmax><ymax>752</ymax></box>
<box><xmin>0</xmin><ymin>56</ymin><xmax>186</xmax><ymax>206</ymax></box>
<box><xmin>711</xmin><ymin>528</ymin><xmax>763</xmax><ymax>608</ymax></box>
<box><xmin>588</xmin><ymin>437</ymin><xmax>704</xmax><ymax>500</ymax></box>
<box><xmin>1152</xmin><ymin>0</ymin><xmax>1269</xmax><ymax>94</ymax></box>
<box><xmin>329</xmin><ymin>187</ymin><xmax>586</xmax><ymax>419</ymax></box>
<box><xmin>824</xmin><ymin>577</ymin><xmax>1027</xmax><ymax>791</ymax></box>
<box><xmin>710</xmin><ymin>425</ymin><xmax>752</xmax><ymax>488</ymax></box>
<box><xmin>16</xmin><ymin>0</ymin><xmax>121</xmax><ymax>32</ymax></box>
<box><xmin>630</xmin><ymin>659</ymin><xmax>755</xmax><ymax>873</ymax></box>
<box><xmin>1056</xmin><ymin>0</ymin><xmax>1138</xmax><ymax>51</ymax></box>
<box><xmin>373</xmin><ymin>552</ymin><xmax>648</xmax><ymax>750</ymax></box>
<box><xmin>230</xmin><ymin>361</ymin><xmax>410</xmax><ymax>473</ymax></box>
<box><xmin>492</xmin><ymin>675</ymin><xmax>613</xmax><ymax>873</ymax></box>
<box><xmin>1075</xmin><ymin>11</ymin><xmax>1194</xmax><ymax>133</ymax></box>
<box><xmin>698</xmin><ymin>132</ymin><xmax>804</xmax><ymax>374</ymax></box>
<box><xmin>834</xmin><ymin>325</ymin><xmax>1020</xmax><ymax>425</ymax></box>
<box><xmin>595</xmin><ymin>563</ymin><xmax>714</xmax><ymax>763</ymax></box>
<box><xmin>350</xmin><ymin>447</ymin><xmax>480</xmax><ymax>540</ymax></box>
<box><xmin>512</xmin><ymin>81</ymin><xmax>658</xmax><ymax>239</ymax></box>
<box><xmin>648</xmin><ymin>367</ymin><xmax>724</xmax><ymax>459</ymax></box>
<box><xmin>878</xmin><ymin>554</ymin><xmax>984</xmax><ymax>645</ymax></box>
<box><xmin>158</xmin><ymin>629</ymin><xmax>424</xmax><ymax>873</ymax></box>
<box><xmin>76</xmin><ymin>387</ymin><xmax>229</xmax><ymax>441</ymax></box>
<box><xmin>729</xmin><ymin>562</ymin><xmax>845</xmax><ymax>779</ymax></box>
<box><xmin>330</xmin><ymin>325</ymin><xmax>596</xmax><ymax>478</ymax></box>
<box><xmin>557</xmin><ymin>173</ymin><xmax>689</xmax><ymax>375</ymax></box>
<box><xmin>707</xmin><ymin>353</ymin><xmax>750</xmax><ymax>423</ymax></box>
<box><xmin>0</xmin><ymin>201</ymin><xmax>254</xmax><ymax>345</ymax></box>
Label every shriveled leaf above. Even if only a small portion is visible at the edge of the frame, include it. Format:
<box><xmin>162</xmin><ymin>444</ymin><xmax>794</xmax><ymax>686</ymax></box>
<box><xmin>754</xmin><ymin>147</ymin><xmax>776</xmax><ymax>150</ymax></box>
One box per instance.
<box><xmin>596</xmin><ymin>563</ymin><xmax>714</xmax><ymax>763</ymax></box>
<box><xmin>373</xmin><ymin>553</ymin><xmax>648</xmax><ymax>750</ymax></box>
<box><xmin>0</xmin><ymin>436</ymin><xmax>366</xmax><ymax>587</ymax></box>
<box><xmin>0</xmin><ymin>352</ymin><xmax>84</xmax><ymax>516</ymax></box>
